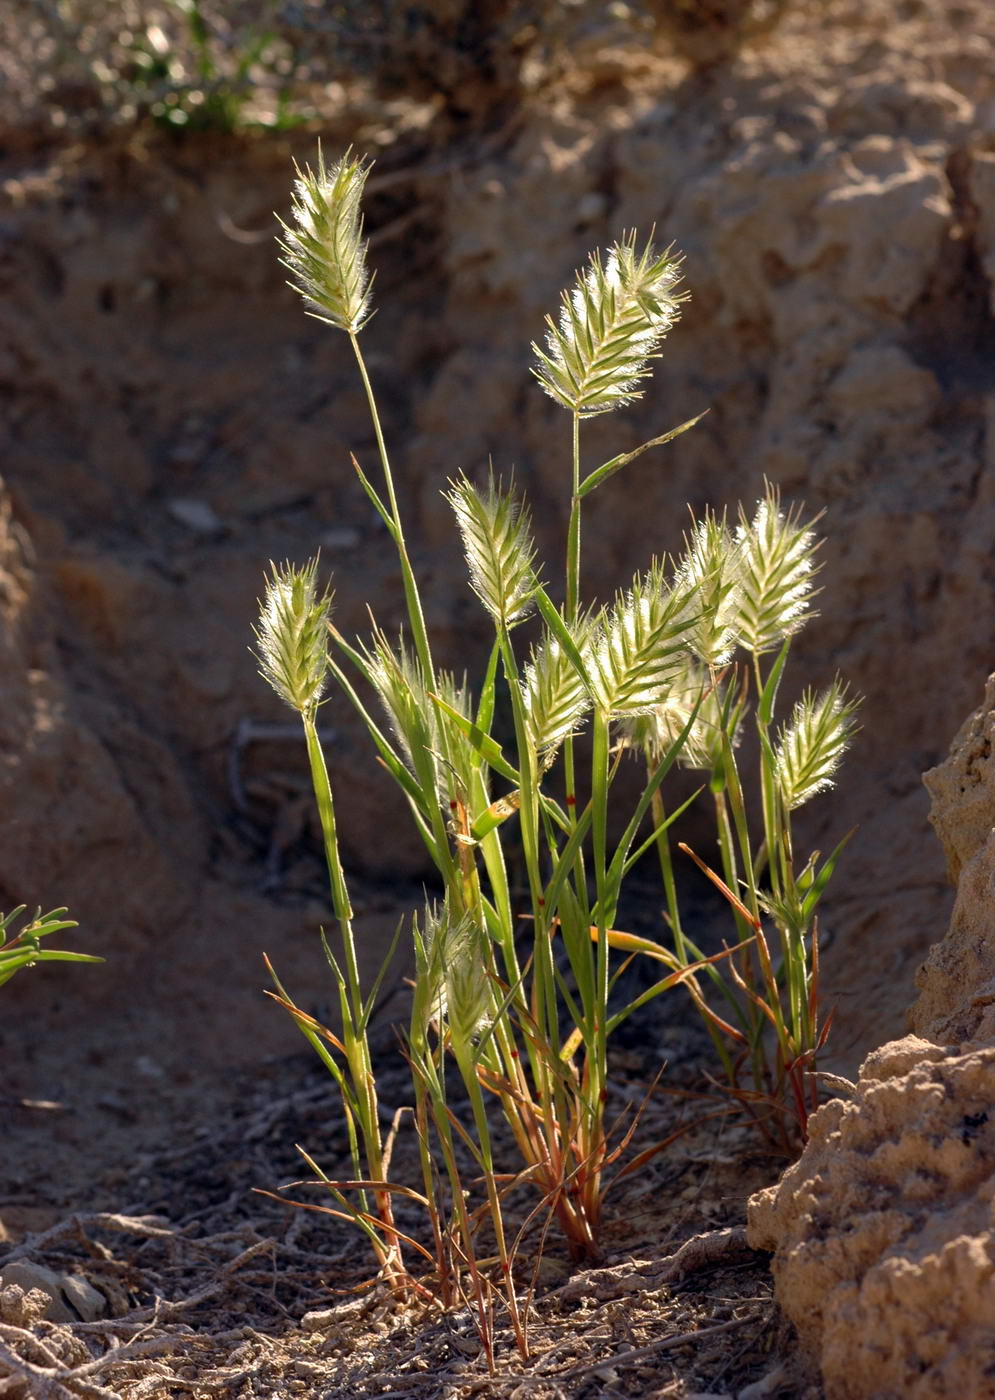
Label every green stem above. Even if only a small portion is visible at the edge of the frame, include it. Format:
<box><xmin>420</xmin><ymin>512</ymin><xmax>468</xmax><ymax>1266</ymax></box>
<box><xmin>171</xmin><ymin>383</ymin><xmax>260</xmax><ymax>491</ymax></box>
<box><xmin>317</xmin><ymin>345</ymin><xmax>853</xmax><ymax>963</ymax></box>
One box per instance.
<box><xmin>431</xmin><ymin>1099</ymin><xmax>495</xmax><ymax>1366</ymax></box>
<box><xmin>566</xmin><ymin>409</ymin><xmax>582</xmax><ymax>622</ymax></box>
<box><xmin>563</xmin><ymin>409</ymin><xmax>582</xmax><ymax>827</ymax></box>
<box><xmin>303</xmin><ymin>711</ymin><xmax>402</xmax><ymax>1276</ymax></box>
<box><xmin>712</xmin><ymin>788</ymin><xmax>743</xmax><ymax>932</ymax></box>
<box><xmin>453</xmin><ymin>1035</ymin><xmax>527</xmax><ymax>1356</ymax></box>
<box><xmin>349</xmin><ymin>332</ymin><xmax>434</xmax><ymax>682</ymax></box>
<box><xmin>499</xmin><ymin>626</ymin><xmax>563</xmax><ymax>1130</ymax></box>
<box><xmin>411</xmin><ymin>1068</ymin><xmax>453</xmax><ymax>1306</ymax></box>
<box><xmin>583</xmin><ymin>707</ymin><xmax>612</xmax><ymax>1212</ymax></box>
<box><xmin>304</xmin><ymin>712</ymin><xmax>360</xmax><ymax>1007</ymax></box>
<box><xmin>753</xmin><ymin>653</ymin><xmax>782</xmax><ymax>902</ymax></box>
<box><xmin>649</xmin><ymin>775</ymin><xmax>686</xmax><ymax>964</ymax></box>
<box><xmin>720</xmin><ymin>739</ymin><xmax>760</xmax><ymax>923</ymax></box>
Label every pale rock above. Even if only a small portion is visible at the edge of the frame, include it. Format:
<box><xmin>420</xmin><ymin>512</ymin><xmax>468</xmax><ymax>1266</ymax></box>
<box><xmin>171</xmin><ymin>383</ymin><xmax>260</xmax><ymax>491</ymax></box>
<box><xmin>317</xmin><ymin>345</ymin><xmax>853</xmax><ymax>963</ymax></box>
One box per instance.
<box><xmin>5</xmin><ymin>0</ymin><xmax>995</xmax><ymax>1141</ymax></box>
<box><xmin>912</xmin><ymin>675</ymin><xmax>995</xmax><ymax>1043</ymax></box>
<box><xmin>923</xmin><ymin>673</ymin><xmax>995</xmax><ymax>884</ymax></box>
<box><xmin>747</xmin><ymin>1040</ymin><xmax>995</xmax><ymax>1399</ymax></box>
<box><xmin>748</xmin><ymin>677</ymin><xmax>995</xmax><ymax>1398</ymax></box>
<box><xmin>0</xmin><ymin>1261</ymin><xmax>107</xmax><ymax>1323</ymax></box>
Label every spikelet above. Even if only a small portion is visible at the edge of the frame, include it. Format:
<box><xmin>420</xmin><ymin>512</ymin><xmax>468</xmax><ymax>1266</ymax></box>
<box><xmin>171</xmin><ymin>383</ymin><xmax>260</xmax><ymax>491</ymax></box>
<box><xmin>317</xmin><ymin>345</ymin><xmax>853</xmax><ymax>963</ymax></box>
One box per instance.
<box><xmin>446</xmin><ymin>472</ymin><xmax>539</xmax><ymax>629</ymax></box>
<box><xmin>532</xmin><ymin>234</ymin><xmax>685</xmax><ymax>417</ymax></box>
<box><xmin>364</xmin><ymin>629</ymin><xmax>480</xmax><ymax>811</ymax></box>
<box><xmin>364</xmin><ymin>629</ymin><xmax>429</xmax><ymax>769</ymax></box>
<box><xmin>676</xmin><ymin>511</ymin><xmax>743</xmax><ymax>666</ymax></box>
<box><xmin>774</xmin><ymin>681</ymin><xmax>859</xmax><ymax>811</ymax></box>
<box><xmin>624</xmin><ymin>659</ymin><xmax>740</xmax><ymax>772</ymax></box>
<box><xmin>587</xmin><ymin>562</ymin><xmax>697</xmax><ymax>718</ymax></box>
<box><xmin>253</xmin><ymin>558</ymin><xmax>332</xmax><ymax>717</ymax></box>
<box><xmin>415</xmin><ymin>901</ymin><xmax>492</xmax><ymax>1042</ymax></box>
<box><xmin>276</xmin><ymin>146</ymin><xmax>374</xmax><ymax>333</ymax></box>
<box><xmin>521</xmin><ymin>614</ymin><xmax>595</xmax><ymax>765</ymax></box>
<box><xmin>735</xmin><ymin>484</ymin><xmax>820</xmax><ymax>655</ymax></box>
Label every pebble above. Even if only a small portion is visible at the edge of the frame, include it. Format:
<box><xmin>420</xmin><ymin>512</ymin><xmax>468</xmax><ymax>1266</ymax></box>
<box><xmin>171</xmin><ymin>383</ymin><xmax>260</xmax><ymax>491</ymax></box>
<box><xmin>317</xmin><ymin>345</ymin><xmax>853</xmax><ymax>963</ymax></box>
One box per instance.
<box><xmin>0</xmin><ymin>1261</ymin><xmax>107</xmax><ymax>1322</ymax></box>
<box><xmin>167</xmin><ymin>498</ymin><xmax>226</xmax><ymax>536</ymax></box>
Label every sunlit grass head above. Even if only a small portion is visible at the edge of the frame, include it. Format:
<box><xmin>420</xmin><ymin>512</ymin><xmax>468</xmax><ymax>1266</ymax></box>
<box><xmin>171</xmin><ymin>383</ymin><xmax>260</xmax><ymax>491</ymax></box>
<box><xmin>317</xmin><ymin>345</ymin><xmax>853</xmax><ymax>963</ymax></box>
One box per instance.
<box><xmin>277</xmin><ymin>145</ymin><xmax>374</xmax><ymax>333</ymax></box>
<box><xmin>533</xmin><ymin>233</ymin><xmax>686</xmax><ymax>417</ymax></box>
<box><xmin>253</xmin><ymin>557</ymin><xmax>332</xmax><ymax>718</ymax></box>
<box><xmin>735</xmin><ymin>482</ymin><xmax>821</xmax><ymax>655</ymax></box>
<box><xmin>775</xmin><ymin>680</ymin><xmax>860</xmax><ymax>811</ymax></box>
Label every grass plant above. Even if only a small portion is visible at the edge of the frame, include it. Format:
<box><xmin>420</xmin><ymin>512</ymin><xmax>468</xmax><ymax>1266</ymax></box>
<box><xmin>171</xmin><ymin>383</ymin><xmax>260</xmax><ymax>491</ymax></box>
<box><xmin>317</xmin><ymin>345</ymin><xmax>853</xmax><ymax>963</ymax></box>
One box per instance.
<box><xmin>256</xmin><ymin>146</ymin><xmax>859</xmax><ymax>1356</ymax></box>
<box><xmin>0</xmin><ymin>906</ymin><xmax>98</xmax><ymax>988</ymax></box>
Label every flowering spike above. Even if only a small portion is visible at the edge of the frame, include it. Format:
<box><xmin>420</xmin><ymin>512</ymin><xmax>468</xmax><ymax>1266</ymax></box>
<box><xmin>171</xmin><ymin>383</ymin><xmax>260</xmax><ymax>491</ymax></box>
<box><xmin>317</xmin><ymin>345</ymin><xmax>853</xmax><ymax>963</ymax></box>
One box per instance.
<box><xmin>446</xmin><ymin>471</ymin><xmax>539</xmax><ymax>629</ymax></box>
<box><xmin>676</xmin><ymin>510</ymin><xmax>744</xmax><ymax>666</ymax></box>
<box><xmin>587</xmin><ymin>562</ymin><xmax>698</xmax><ymax>717</ymax></box>
<box><xmin>532</xmin><ymin>233</ymin><xmax>686</xmax><ymax>417</ymax></box>
<box><xmin>254</xmin><ymin>558</ymin><xmax>332</xmax><ymax>716</ymax></box>
<box><xmin>414</xmin><ymin>901</ymin><xmax>492</xmax><ymax>1041</ymax></box>
<box><xmin>276</xmin><ymin>146</ymin><xmax>374</xmax><ymax>333</ymax></box>
<box><xmin>521</xmin><ymin>614</ymin><xmax>595</xmax><ymax>765</ymax></box>
<box><xmin>624</xmin><ymin>660</ymin><xmax>741</xmax><ymax>772</ymax></box>
<box><xmin>734</xmin><ymin>483</ymin><xmax>821</xmax><ymax>655</ymax></box>
<box><xmin>775</xmin><ymin>681</ymin><xmax>860</xmax><ymax>810</ymax></box>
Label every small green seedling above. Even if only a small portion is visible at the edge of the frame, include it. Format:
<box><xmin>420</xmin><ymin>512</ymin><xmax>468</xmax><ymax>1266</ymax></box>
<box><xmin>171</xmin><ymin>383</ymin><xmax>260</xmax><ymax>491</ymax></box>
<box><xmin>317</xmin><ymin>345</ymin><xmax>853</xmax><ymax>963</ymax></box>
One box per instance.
<box><xmin>0</xmin><ymin>906</ymin><xmax>99</xmax><ymax>988</ymax></box>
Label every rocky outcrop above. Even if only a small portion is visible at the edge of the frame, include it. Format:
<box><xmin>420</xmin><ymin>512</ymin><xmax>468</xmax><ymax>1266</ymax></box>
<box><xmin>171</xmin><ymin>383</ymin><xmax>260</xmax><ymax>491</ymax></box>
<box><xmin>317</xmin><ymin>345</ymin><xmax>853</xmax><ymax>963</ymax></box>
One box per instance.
<box><xmin>747</xmin><ymin>676</ymin><xmax>995</xmax><ymax>1398</ymax></box>
<box><xmin>747</xmin><ymin>1035</ymin><xmax>995</xmax><ymax>1400</ymax></box>
<box><xmin>0</xmin><ymin>484</ymin><xmax>198</xmax><ymax>955</ymax></box>
<box><xmin>911</xmin><ymin>674</ymin><xmax>995</xmax><ymax>1045</ymax></box>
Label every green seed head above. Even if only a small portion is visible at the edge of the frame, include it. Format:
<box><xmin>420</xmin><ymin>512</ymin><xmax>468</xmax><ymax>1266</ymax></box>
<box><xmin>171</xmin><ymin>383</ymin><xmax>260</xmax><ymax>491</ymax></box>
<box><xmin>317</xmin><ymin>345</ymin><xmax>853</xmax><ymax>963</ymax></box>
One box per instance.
<box><xmin>446</xmin><ymin>471</ymin><xmax>539</xmax><ymax>629</ymax></box>
<box><xmin>587</xmin><ymin>562</ymin><xmax>698</xmax><ymax>718</ymax></box>
<box><xmin>532</xmin><ymin>233</ymin><xmax>686</xmax><ymax>417</ymax></box>
<box><xmin>735</xmin><ymin>483</ymin><xmax>820</xmax><ymax>655</ymax></box>
<box><xmin>775</xmin><ymin>680</ymin><xmax>860</xmax><ymax>810</ymax></box>
<box><xmin>521</xmin><ymin>613</ymin><xmax>595</xmax><ymax>766</ymax></box>
<box><xmin>277</xmin><ymin>146</ymin><xmax>374</xmax><ymax>334</ymax></box>
<box><xmin>676</xmin><ymin>511</ymin><xmax>743</xmax><ymax>667</ymax></box>
<box><xmin>415</xmin><ymin>901</ymin><xmax>492</xmax><ymax>1042</ymax></box>
<box><xmin>254</xmin><ymin>558</ymin><xmax>332</xmax><ymax>717</ymax></box>
<box><xmin>625</xmin><ymin>660</ymin><xmax>739</xmax><ymax>772</ymax></box>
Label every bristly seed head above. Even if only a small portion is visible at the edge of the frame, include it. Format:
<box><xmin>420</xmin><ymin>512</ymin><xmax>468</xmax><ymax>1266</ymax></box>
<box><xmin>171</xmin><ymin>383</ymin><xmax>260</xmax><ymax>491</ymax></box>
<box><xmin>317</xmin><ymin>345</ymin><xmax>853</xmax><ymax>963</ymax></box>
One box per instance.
<box><xmin>623</xmin><ymin>659</ymin><xmax>740</xmax><ymax>773</ymax></box>
<box><xmin>277</xmin><ymin>145</ymin><xmax>374</xmax><ymax>334</ymax></box>
<box><xmin>734</xmin><ymin>483</ymin><xmax>821</xmax><ymax>656</ymax></box>
<box><xmin>532</xmin><ymin>233</ymin><xmax>686</xmax><ymax>417</ymax></box>
<box><xmin>675</xmin><ymin>510</ymin><xmax>744</xmax><ymax>667</ymax></box>
<box><xmin>446</xmin><ymin>471</ymin><xmax>539</xmax><ymax>629</ymax></box>
<box><xmin>521</xmin><ymin>614</ymin><xmax>595</xmax><ymax>765</ymax></box>
<box><xmin>586</xmin><ymin>561</ymin><xmax>698</xmax><ymax>718</ymax></box>
<box><xmin>254</xmin><ymin>558</ymin><xmax>332</xmax><ymax>717</ymax></box>
<box><xmin>774</xmin><ymin>680</ymin><xmax>860</xmax><ymax>811</ymax></box>
<box><xmin>414</xmin><ymin>901</ymin><xmax>492</xmax><ymax>1043</ymax></box>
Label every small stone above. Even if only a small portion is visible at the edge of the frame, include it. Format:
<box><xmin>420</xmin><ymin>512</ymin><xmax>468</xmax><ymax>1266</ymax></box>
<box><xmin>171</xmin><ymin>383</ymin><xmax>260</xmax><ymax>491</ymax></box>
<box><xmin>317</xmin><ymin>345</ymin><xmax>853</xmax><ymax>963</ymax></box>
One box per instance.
<box><xmin>738</xmin><ymin>1365</ymin><xmax>790</xmax><ymax>1399</ymax></box>
<box><xmin>0</xmin><ymin>1261</ymin><xmax>105</xmax><ymax>1323</ymax></box>
<box><xmin>167</xmin><ymin>498</ymin><xmax>225</xmax><ymax>536</ymax></box>
<box><xmin>0</xmin><ymin>1263</ymin><xmax>73</xmax><ymax>1322</ymax></box>
<box><xmin>1</xmin><ymin>1283</ymin><xmax>49</xmax><ymax>1326</ymax></box>
<box><xmin>61</xmin><ymin>1273</ymin><xmax>108</xmax><ymax>1321</ymax></box>
<box><xmin>301</xmin><ymin>1307</ymin><xmax>339</xmax><ymax>1332</ymax></box>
